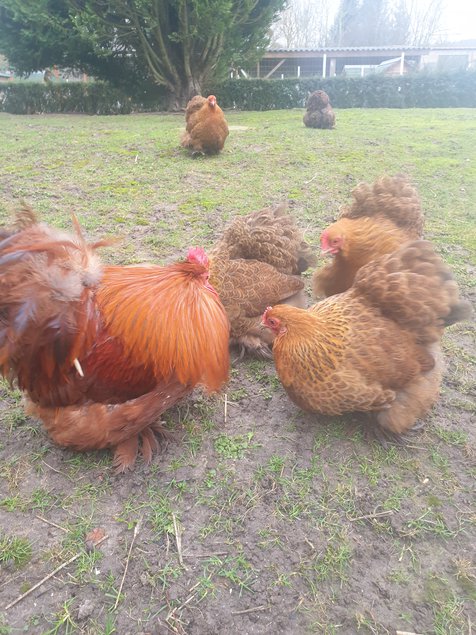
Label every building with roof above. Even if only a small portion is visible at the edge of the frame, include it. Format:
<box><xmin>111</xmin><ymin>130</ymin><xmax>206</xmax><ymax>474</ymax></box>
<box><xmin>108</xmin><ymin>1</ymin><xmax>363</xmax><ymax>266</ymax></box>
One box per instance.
<box><xmin>250</xmin><ymin>45</ymin><xmax>476</xmax><ymax>79</ymax></box>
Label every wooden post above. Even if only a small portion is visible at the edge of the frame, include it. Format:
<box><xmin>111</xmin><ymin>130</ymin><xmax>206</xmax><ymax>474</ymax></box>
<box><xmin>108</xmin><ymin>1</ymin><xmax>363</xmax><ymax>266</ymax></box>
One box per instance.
<box><xmin>400</xmin><ymin>51</ymin><xmax>405</xmax><ymax>75</ymax></box>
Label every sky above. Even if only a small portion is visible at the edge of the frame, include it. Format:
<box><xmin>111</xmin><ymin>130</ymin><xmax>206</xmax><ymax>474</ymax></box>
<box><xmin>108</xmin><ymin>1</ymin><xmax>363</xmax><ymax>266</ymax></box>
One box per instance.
<box><xmin>439</xmin><ymin>0</ymin><xmax>476</xmax><ymax>41</ymax></box>
<box><xmin>304</xmin><ymin>0</ymin><xmax>476</xmax><ymax>43</ymax></box>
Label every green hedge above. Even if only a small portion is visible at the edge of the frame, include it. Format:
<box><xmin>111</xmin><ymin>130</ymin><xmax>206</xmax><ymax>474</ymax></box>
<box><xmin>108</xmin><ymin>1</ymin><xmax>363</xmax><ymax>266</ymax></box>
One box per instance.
<box><xmin>0</xmin><ymin>81</ymin><xmax>168</xmax><ymax>115</ymax></box>
<box><xmin>1</xmin><ymin>71</ymin><xmax>475</xmax><ymax>114</ymax></box>
<box><xmin>207</xmin><ymin>71</ymin><xmax>476</xmax><ymax>110</ymax></box>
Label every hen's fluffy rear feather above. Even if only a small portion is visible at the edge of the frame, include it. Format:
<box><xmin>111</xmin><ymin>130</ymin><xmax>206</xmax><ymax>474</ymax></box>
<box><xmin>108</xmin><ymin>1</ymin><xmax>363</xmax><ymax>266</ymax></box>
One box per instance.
<box><xmin>218</xmin><ymin>203</ymin><xmax>316</xmax><ymax>274</ymax></box>
<box><xmin>210</xmin><ymin>203</ymin><xmax>316</xmax><ymax>356</ymax></box>
<box><xmin>341</xmin><ymin>174</ymin><xmax>423</xmax><ymax>237</ymax></box>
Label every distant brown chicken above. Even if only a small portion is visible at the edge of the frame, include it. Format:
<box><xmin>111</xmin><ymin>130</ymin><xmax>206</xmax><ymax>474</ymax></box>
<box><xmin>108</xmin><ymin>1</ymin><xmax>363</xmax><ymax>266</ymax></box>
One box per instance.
<box><xmin>303</xmin><ymin>90</ymin><xmax>335</xmax><ymax>129</ymax></box>
<box><xmin>313</xmin><ymin>174</ymin><xmax>423</xmax><ymax>298</ymax></box>
<box><xmin>181</xmin><ymin>94</ymin><xmax>229</xmax><ymax>156</ymax></box>
<box><xmin>263</xmin><ymin>240</ymin><xmax>472</xmax><ymax>440</ymax></box>
<box><xmin>209</xmin><ymin>203</ymin><xmax>316</xmax><ymax>357</ymax></box>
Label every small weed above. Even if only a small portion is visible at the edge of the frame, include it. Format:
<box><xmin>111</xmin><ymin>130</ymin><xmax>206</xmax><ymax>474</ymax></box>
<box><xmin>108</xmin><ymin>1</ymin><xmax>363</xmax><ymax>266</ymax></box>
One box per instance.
<box><xmin>0</xmin><ymin>533</ymin><xmax>32</xmax><ymax>568</ymax></box>
<box><xmin>430</xmin><ymin>448</ymin><xmax>451</xmax><ymax>475</ymax></box>
<box><xmin>196</xmin><ymin>571</ymin><xmax>217</xmax><ymax>600</ymax></box>
<box><xmin>0</xmin><ymin>495</ymin><xmax>26</xmax><ymax>512</ymax></box>
<box><xmin>382</xmin><ymin>486</ymin><xmax>414</xmax><ymax>511</ymax></box>
<box><xmin>75</xmin><ymin>548</ymin><xmax>103</xmax><ymax>583</ymax></box>
<box><xmin>432</xmin><ymin>426</ymin><xmax>468</xmax><ymax>446</ymax></box>
<box><xmin>433</xmin><ymin>594</ymin><xmax>467</xmax><ymax>635</ymax></box>
<box><xmin>43</xmin><ymin>599</ymin><xmax>78</xmax><ymax>635</ymax></box>
<box><xmin>3</xmin><ymin>405</ymin><xmax>30</xmax><ymax>433</ymax></box>
<box><xmin>214</xmin><ymin>432</ymin><xmax>256</xmax><ymax>459</ymax></box>
<box><xmin>402</xmin><ymin>509</ymin><xmax>455</xmax><ymax>539</ymax></box>
<box><xmin>30</xmin><ymin>488</ymin><xmax>57</xmax><ymax>511</ymax></box>
<box><xmin>228</xmin><ymin>387</ymin><xmax>248</xmax><ymax>401</ymax></box>
<box><xmin>182</xmin><ymin>420</ymin><xmax>204</xmax><ymax>457</ymax></box>
<box><xmin>388</xmin><ymin>569</ymin><xmax>411</xmax><ymax>584</ymax></box>
<box><xmin>360</xmin><ymin>457</ymin><xmax>380</xmax><ymax>487</ymax></box>
<box><xmin>313</xmin><ymin>542</ymin><xmax>352</xmax><ymax>583</ymax></box>
<box><xmin>454</xmin><ymin>557</ymin><xmax>476</xmax><ymax>601</ymax></box>
<box><xmin>147</xmin><ymin>492</ymin><xmax>176</xmax><ymax>536</ymax></box>
<box><xmin>257</xmin><ymin>528</ymin><xmax>284</xmax><ymax>549</ymax></box>
<box><xmin>355</xmin><ymin>611</ymin><xmax>388</xmax><ymax>634</ymax></box>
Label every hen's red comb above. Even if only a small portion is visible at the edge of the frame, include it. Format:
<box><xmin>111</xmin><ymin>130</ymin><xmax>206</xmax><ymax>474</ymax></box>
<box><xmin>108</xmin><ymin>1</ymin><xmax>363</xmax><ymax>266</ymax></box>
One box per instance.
<box><xmin>262</xmin><ymin>306</ymin><xmax>273</xmax><ymax>321</ymax></box>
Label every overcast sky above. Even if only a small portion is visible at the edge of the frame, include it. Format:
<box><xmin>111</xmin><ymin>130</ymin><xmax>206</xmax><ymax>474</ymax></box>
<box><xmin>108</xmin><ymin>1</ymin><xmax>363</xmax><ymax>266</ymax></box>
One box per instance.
<box><xmin>316</xmin><ymin>0</ymin><xmax>476</xmax><ymax>42</ymax></box>
<box><xmin>440</xmin><ymin>0</ymin><xmax>476</xmax><ymax>40</ymax></box>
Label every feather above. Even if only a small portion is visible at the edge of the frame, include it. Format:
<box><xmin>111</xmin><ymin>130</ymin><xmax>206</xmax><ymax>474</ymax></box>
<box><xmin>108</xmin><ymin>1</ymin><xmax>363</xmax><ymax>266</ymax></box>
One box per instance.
<box><xmin>98</xmin><ymin>261</ymin><xmax>230</xmax><ymax>391</ymax></box>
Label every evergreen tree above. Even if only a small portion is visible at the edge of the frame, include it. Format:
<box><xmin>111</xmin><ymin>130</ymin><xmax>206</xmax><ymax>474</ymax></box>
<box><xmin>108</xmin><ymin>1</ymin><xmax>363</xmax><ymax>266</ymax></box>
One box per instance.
<box><xmin>0</xmin><ymin>0</ymin><xmax>286</xmax><ymax>108</ymax></box>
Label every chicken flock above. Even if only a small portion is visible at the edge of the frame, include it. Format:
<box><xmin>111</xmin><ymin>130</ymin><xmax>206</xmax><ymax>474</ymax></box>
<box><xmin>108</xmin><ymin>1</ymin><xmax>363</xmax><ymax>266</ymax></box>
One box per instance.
<box><xmin>0</xmin><ymin>96</ymin><xmax>472</xmax><ymax>470</ymax></box>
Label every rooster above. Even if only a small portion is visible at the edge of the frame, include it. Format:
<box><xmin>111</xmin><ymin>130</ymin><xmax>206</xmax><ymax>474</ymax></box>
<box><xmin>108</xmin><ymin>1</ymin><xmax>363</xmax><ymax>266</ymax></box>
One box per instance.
<box><xmin>0</xmin><ymin>206</ymin><xmax>230</xmax><ymax>471</ymax></box>
<box><xmin>181</xmin><ymin>94</ymin><xmax>229</xmax><ymax>156</ymax></box>
<box><xmin>208</xmin><ymin>203</ymin><xmax>316</xmax><ymax>357</ymax></box>
<box><xmin>263</xmin><ymin>240</ymin><xmax>471</xmax><ymax>440</ymax></box>
<box><xmin>313</xmin><ymin>175</ymin><xmax>423</xmax><ymax>297</ymax></box>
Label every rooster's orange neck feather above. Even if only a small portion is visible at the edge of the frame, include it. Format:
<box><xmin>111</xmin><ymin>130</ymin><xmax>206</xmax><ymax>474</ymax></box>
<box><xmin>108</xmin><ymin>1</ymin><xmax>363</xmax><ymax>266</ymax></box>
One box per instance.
<box><xmin>97</xmin><ymin>264</ymin><xmax>230</xmax><ymax>391</ymax></box>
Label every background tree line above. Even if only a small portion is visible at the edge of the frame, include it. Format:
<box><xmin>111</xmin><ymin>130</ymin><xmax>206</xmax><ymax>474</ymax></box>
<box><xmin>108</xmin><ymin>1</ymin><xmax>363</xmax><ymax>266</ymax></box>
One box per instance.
<box><xmin>0</xmin><ymin>0</ymin><xmax>451</xmax><ymax>109</ymax></box>
<box><xmin>271</xmin><ymin>0</ymin><xmax>445</xmax><ymax>49</ymax></box>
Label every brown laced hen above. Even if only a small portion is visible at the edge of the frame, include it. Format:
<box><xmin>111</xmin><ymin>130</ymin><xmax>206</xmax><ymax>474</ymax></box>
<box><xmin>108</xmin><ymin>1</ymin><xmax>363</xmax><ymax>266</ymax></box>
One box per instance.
<box><xmin>209</xmin><ymin>203</ymin><xmax>317</xmax><ymax>357</ymax></box>
<box><xmin>303</xmin><ymin>90</ymin><xmax>336</xmax><ymax>129</ymax></box>
<box><xmin>313</xmin><ymin>174</ymin><xmax>424</xmax><ymax>297</ymax></box>
<box><xmin>181</xmin><ymin>95</ymin><xmax>229</xmax><ymax>156</ymax></box>
<box><xmin>263</xmin><ymin>240</ymin><xmax>472</xmax><ymax>440</ymax></box>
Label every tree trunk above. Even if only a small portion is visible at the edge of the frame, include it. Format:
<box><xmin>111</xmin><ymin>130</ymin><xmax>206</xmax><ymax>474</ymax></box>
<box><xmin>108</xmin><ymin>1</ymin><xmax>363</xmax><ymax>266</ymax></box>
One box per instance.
<box><xmin>166</xmin><ymin>76</ymin><xmax>203</xmax><ymax>111</ymax></box>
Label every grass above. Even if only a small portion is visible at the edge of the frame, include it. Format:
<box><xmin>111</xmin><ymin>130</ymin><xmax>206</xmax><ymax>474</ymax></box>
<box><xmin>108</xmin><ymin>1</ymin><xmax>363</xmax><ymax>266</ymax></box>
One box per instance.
<box><xmin>0</xmin><ymin>108</ymin><xmax>475</xmax><ymax>633</ymax></box>
<box><xmin>0</xmin><ymin>533</ymin><xmax>32</xmax><ymax>568</ymax></box>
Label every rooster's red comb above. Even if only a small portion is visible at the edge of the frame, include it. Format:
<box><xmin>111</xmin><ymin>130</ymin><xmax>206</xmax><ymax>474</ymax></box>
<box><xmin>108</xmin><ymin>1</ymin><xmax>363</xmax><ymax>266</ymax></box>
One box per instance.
<box><xmin>187</xmin><ymin>247</ymin><xmax>209</xmax><ymax>268</ymax></box>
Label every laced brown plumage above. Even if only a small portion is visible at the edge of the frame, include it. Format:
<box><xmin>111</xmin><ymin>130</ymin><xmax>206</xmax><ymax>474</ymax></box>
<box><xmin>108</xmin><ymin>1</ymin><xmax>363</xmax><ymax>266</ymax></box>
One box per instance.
<box><xmin>313</xmin><ymin>175</ymin><xmax>424</xmax><ymax>298</ymax></box>
<box><xmin>264</xmin><ymin>240</ymin><xmax>472</xmax><ymax>440</ymax></box>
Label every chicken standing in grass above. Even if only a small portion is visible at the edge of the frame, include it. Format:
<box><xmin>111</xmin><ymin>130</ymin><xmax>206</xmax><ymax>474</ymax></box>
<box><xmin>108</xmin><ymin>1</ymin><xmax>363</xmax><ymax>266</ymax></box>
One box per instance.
<box><xmin>263</xmin><ymin>240</ymin><xmax>471</xmax><ymax>440</ymax></box>
<box><xmin>0</xmin><ymin>206</ymin><xmax>230</xmax><ymax>471</ymax></box>
<box><xmin>181</xmin><ymin>94</ymin><xmax>229</xmax><ymax>156</ymax></box>
<box><xmin>313</xmin><ymin>174</ymin><xmax>423</xmax><ymax>298</ymax></box>
<box><xmin>303</xmin><ymin>90</ymin><xmax>336</xmax><ymax>129</ymax></box>
<box><xmin>208</xmin><ymin>203</ymin><xmax>317</xmax><ymax>357</ymax></box>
